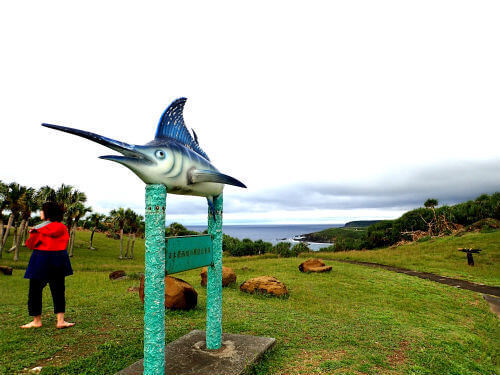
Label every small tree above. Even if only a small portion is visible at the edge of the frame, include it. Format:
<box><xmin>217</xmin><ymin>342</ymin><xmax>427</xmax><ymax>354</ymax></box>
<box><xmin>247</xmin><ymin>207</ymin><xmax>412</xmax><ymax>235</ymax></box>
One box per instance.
<box><xmin>424</xmin><ymin>198</ymin><xmax>438</xmax><ymax>209</ymax></box>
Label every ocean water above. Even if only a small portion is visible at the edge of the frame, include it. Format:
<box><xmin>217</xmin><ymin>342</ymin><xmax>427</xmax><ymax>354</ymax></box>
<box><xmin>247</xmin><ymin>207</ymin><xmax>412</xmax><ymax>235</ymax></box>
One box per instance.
<box><xmin>186</xmin><ymin>224</ymin><xmax>343</xmax><ymax>251</ymax></box>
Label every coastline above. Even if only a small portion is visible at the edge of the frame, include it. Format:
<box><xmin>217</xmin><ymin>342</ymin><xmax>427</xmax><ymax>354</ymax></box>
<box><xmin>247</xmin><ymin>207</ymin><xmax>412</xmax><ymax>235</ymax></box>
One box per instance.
<box><xmin>187</xmin><ymin>224</ymin><xmax>340</xmax><ymax>251</ymax></box>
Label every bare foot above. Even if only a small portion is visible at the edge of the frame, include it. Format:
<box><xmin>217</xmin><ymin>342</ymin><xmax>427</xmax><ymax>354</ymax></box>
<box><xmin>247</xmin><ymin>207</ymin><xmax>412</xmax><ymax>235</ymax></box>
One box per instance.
<box><xmin>56</xmin><ymin>321</ymin><xmax>75</xmax><ymax>329</ymax></box>
<box><xmin>20</xmin><ymin>321</ymin><xmax>42</xmax><ymax>329</ymax></box>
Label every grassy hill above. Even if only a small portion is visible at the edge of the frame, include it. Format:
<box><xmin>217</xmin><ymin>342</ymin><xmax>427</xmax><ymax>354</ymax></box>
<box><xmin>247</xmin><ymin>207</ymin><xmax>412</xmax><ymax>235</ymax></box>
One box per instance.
<box><xmin>344</xmin><ymin>220</ymin><xmax>381</xmax><ymax>228</ymax></box>
<box><xmin>302</xmin><ymin>227</ymin><xmax>367</xmax><ymax>243</ymax></box>
<box><xmin>0</xmin><ymin>230</ymin><xmax>499</xmax><ymax>375</ymax></box>
<box><xmin>314</xmin><ymin>230</ymin><xmax>500</xmax><ymax>286</ymax></box>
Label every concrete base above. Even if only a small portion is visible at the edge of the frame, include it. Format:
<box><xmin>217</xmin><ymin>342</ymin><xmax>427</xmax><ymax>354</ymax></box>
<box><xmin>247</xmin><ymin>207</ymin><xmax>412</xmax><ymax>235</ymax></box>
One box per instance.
<box><xmin>115</xmin><ymin>330</ymin><xmax>275</xmax><ymax>375</ymax></box>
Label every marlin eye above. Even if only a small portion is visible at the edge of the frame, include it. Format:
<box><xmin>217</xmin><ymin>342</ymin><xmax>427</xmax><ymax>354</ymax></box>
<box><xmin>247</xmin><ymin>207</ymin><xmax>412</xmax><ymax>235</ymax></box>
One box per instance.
<box><xmin>155</xmin><ymin>150</ymin><xmax>166</xmax><ymax>159</ymax></box>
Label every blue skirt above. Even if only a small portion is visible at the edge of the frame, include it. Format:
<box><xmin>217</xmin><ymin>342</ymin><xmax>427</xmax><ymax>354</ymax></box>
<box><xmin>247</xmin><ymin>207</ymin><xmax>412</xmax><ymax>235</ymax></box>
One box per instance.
<box><xmin>24</xmin><ymin>250</ymin><xmax>73</xmax><ymax>280</ymax></box>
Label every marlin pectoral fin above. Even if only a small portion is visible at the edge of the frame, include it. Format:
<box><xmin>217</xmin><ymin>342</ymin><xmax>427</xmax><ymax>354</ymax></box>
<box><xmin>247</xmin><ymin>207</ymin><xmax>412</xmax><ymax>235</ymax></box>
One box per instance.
<box><xmin>188</xmin><ymin>169</ymin><xmax>247</xmax><ymax>188</ymax></box>
<box><xmin>207</xmin><ymin>197</ymin><xmax>216</xmax><ymax>220</ymax></box>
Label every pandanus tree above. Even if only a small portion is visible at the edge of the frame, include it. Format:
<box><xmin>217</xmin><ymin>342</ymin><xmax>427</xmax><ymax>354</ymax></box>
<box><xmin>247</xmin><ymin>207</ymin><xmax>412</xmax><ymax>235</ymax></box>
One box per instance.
<box><xmin>88</xmin><ymin>213</ymin><xmax>106</xmax><ymax>249</ymax></box>
<box><xmin>109</xmin><ymin>208</ymin><xmax>127</xmax><ymax>259</ymax></box>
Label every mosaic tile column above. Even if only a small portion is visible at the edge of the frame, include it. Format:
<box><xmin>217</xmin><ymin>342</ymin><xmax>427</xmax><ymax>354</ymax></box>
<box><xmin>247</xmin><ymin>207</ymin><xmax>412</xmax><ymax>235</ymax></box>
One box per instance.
<box><xmin>144</xmin><ymin>184</ymin><xmax>166</xmax><ymax>375</ymax></box>
<box><xmin>206</xmin><ymin>194</ymin><xmax>223</xmax><ymax>349</ymax></box>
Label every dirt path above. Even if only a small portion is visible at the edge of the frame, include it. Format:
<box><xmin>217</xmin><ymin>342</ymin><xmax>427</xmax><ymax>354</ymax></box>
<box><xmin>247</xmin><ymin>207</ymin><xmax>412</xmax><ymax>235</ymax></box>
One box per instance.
<box><xmin>333</xmin><ymin>259</ymin><xmax>500</xmax><ymax>297</ymax></box>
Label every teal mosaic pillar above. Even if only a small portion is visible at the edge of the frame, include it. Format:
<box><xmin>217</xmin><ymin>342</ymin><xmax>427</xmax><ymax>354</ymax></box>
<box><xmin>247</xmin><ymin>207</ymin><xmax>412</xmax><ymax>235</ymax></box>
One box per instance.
<box><xmin>206</xmin><ymin>194</ymin><xmax>223</xmax><ymax>349</ymax></box>
<box><xmin>144</xmin><ymin>184</ymin><xmax>166</xmax><ymax>375</ymax></box>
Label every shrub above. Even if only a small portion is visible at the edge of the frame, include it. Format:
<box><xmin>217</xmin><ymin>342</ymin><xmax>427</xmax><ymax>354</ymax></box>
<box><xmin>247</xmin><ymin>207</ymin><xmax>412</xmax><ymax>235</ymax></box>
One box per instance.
<box><xmin>273</xmin><ymin>242</ymin><xmax>300</xmax><ymax>257</ymax></box>
<box><xmin>291</xmin><ymin>242</ymin><xmax>310</xmax><ymax>254</ymax></box>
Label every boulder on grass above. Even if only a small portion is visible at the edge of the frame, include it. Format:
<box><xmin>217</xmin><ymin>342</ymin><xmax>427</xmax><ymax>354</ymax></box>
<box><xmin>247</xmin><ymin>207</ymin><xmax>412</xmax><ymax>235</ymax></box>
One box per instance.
<box><xmin>299</xmin><ymin>259</ymin><xmax>332</xmax><ymax>273</ymax></box>
<box><xmin>240</xmin><ymin>276</ymin><xmax>288</xmax><ymax>297</ymax></box>
<box><xmin>0</xmin><ymin>266</ymin><xmax>13</xmax><ymax>275</ymax></box>
<box><xmin>200</xmin><ymin>266</ymin><xmax>236</xmax><ymax>287</ymax></box>
<box><xmin>139</xmin><ymin>275</ymin><xmax>197</xmax><ymax>310</ymax></box>
<box><xmin>109</xmin><ymin>270</ymin><xmax>126</xmax><ymax>280</ymax></box>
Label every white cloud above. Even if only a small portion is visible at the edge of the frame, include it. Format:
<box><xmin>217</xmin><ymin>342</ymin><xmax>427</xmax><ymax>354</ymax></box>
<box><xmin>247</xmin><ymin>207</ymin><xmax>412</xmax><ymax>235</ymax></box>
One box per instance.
<box><xmin>1</xmin><ymin>1</ymin><xmax>499</xmax><ymax>224</ymax></box>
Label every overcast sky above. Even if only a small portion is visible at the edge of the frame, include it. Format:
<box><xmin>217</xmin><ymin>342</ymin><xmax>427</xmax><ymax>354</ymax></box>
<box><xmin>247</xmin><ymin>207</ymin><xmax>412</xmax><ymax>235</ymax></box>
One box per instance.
<box><xmin>1</xmin><ymin>1</ymin><xmax>499</xmax><ymax>225</ymax></box>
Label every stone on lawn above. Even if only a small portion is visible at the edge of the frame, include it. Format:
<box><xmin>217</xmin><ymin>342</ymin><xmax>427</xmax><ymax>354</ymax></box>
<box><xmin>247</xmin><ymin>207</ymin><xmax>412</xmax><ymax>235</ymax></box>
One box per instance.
<box><xmin>109</xmin><ymin>270</ymin><xmax>126</xmax><ymax>280</ymax></box>
<box><xmin>240</xmin><ymin>276</ymin><xmax>288</xmax><ymax>297</ymax></box>
<box><xmin>200</xmin><ymin>266</ymin><xmax>236</xmax><ymax>287</ymax></box>
<box><xmin>0</xmin><ymin>265</ymin><xmax>13</xmax><ymax>275</ymax></box>
<box><xmin>139</xmin><ymin>275</ymin><xmax>198</xmax><ymax>310</ymax></box>
<box><xmin>299</xmin><ymin>258</ymin><xmax>332</xmax><ymax>273</ymax></box>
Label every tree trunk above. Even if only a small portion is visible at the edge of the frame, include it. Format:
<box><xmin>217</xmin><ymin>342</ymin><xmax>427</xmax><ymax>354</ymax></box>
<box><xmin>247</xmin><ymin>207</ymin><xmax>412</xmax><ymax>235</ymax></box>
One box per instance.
<box><xmin>2</xmin><ymin>214</ymin><xmax>13</xmax><ymax>247</ymax></box>
<box><xmin>124</xmin><ymin>233</ymin><xmax>131</xmax><ymax>258</ymax></box>
<box><xmin>21</xmin><ymin>225</ymin><xmax>28</xmax><ymax>246</ymax></box>
<box><xmin>0</xmin><ymin>220</ymin><xmax>4</xmax><ymax>259</ymax></box>
<box><xmin>69</xmin><ymin>224</ymin><xmax>76</xmax><ymax>257</ymax></box>
<box><xmin>118</xmin><ymin>228</ymin><xmax>124</xmax><ymax>259</ymax></box>
<box><xmin>89</xmin><ymin>228</ymin><xmax>96</xmax><ymax>249</ymax></box>
<box><xmin>7</xmin><ymin>225</ymin><xmax>19</xmax><ymax>253</ymax></box>
<box><xmin>130</xmin><ymin>233</ymin><xmax>136</xmax><ymax>259</ymax></box>
<box><xmin>13</xmin><ymin>220</ymin><xmax>26</xmax><ymax>261</ymax></box>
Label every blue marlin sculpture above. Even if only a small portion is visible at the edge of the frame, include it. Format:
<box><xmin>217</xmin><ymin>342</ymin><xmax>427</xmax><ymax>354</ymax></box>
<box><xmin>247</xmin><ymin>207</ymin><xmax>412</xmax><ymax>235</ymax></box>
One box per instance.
<box><xmin>42</xmin><ymin>98</ymin><xmax>246</xmax><ymax>215</ymax></box>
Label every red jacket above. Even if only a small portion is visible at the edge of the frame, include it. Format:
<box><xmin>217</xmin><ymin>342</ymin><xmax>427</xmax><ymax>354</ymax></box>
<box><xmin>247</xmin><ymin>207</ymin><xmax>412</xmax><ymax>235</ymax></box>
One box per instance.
<box><xmin>25</xmin><ymin>221</ymin><xmax>70</xmax><ymax>251</ymax></box>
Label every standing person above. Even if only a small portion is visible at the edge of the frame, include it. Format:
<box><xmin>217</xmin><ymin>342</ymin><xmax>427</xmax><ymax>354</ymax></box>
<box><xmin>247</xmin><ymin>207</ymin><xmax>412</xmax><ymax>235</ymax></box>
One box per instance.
<box><xmin>21</xmin><ymin>202</ymin><xmax>75</xmax><ymax>329</ymax></box>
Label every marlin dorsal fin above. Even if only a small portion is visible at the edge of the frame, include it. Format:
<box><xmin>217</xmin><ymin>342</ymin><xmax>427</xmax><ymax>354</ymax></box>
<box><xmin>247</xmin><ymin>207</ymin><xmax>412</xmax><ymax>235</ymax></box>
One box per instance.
<box><xmin>155</xmin><ymin>97</ymin><xmax>210</xmax><ymax>161</ymax></box>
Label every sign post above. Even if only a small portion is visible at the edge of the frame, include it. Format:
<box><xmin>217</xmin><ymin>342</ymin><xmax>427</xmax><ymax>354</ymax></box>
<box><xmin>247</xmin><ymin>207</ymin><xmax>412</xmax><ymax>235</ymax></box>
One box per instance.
<box><xmin>144</xmin><ymin>184</ymin><xmax>166</xmax><ymax>375</ymax></box>
<box><xmin>206</xmin><ymin>194</ymin><xmax>223</xmax><ymax>349</ymax></box>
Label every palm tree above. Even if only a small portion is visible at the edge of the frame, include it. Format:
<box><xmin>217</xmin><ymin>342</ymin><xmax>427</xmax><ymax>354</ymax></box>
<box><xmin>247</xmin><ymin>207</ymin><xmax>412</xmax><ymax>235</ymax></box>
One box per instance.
<box><xmin>66</xmin><ymin>202</ymin><xmax>91</xmax><ymax>257</ymax></box>
<box><xmin>2</xmin><ymin>183</ymin><xmax>26</xmax><ymax>252</ymax></box>
<box><xmin>123</xmin><ymin>209</ymin><xmax>136</xmax><ymax>258</ymax></box>
<box><xmin>88</xmin><ymin>213</ymin><xmax>106</xmax><ymax>249</ymax></box>
<box><xmin>13</xmin><ymin>188</ymin><xmax>38</xmax><ymax>261</ymax></box>
<box><xmin>0</xmin><ymin>180</ymin><xmax>8</xmax><ymax>258</ymax></box>
<box><xmin>128</xmin><ymin>214</ymin><xmax>144</xmax><ymax>259</ymax></box>
<box><xmin>109</xmin><ymin>208</ymin><xmax>127</xmax><ymax>259</ymax></box>
<box><xmin>123</xmin><ymin>209</ymin><xmax>144</xmax><ymax>259</ymax></box>
<box><xmin>36</xmin><ymin>185</ymin><xmax>57</xmax><ymax>204</ymax></box>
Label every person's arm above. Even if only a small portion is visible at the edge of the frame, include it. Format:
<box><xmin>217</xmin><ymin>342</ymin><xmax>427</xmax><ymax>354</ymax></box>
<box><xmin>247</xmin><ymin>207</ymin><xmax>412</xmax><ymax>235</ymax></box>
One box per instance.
<box><xmin>25</xmin><ymin>230</ymin><xmax>41</xmax><ymax>250</ymax></box>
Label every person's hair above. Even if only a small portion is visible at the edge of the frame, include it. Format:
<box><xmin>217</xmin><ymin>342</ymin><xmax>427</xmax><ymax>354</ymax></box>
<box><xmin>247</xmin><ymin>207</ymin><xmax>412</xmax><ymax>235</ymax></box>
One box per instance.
<box><xmin>42</xmin><ymin>202</ymin><xmax>65</xmax><ymax>222</ymax></box>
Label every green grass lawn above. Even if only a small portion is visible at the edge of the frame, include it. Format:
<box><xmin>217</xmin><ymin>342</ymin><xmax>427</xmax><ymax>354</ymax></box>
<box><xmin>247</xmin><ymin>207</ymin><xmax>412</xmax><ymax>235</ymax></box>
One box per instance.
<box><xmin>0</xmin><ymin>230</ymin><xmax>499</xmax><ymax>375</ymax></box>
<box><xmin>314</xmin><ymin>230</ymin><xmax>500</xmax><ymax>287</ymax></box>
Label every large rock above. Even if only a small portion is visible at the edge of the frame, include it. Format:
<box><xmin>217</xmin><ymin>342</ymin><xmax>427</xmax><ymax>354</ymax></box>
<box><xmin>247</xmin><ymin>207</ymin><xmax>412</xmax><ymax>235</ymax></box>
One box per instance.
<box><xmin>240</xmin><ymin>276</ymin><xmax>288</xmax><ymax>297</ymax></box>
<box><xmin>139</xmin><ymin>275</ymin><xmax>197</xmax><ymax>310</ymax></box>
<box><xmin>109</xmin><ymin>270</ymin><xmax>126</xmax><ymax>280</ymax></box>
<box><xmin>299</xmin><ymin>258</ymin><xmax>332</xmax><ymax>273</ymax></box>
<box><xmin>200</xmin><ymin>266</ymin><xmax>237</xmax><ymax>287</ymax></box>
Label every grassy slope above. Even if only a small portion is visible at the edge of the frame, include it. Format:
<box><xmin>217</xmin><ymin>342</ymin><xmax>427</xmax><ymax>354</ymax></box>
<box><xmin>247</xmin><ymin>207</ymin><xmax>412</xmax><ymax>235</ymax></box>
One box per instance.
<box><xmin>0</xmin><ymin>230</ymin><xmax>498</xmax><ymax>375</ymax></box>
<box><xmin>314</xmin><ymin>230</ymin><xmax>500</xmax><ymax>286</ymax></box>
